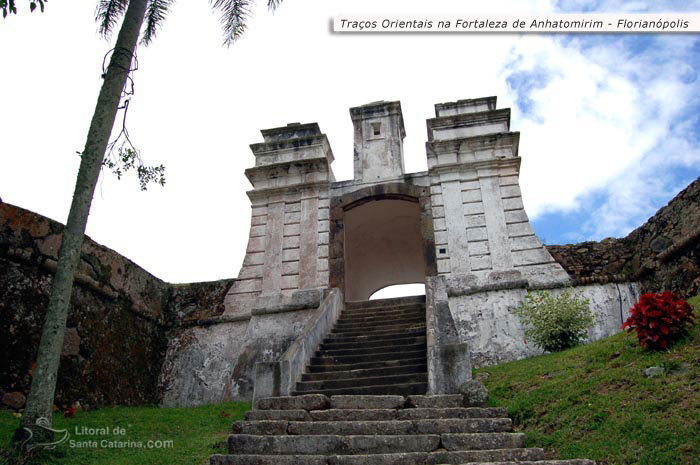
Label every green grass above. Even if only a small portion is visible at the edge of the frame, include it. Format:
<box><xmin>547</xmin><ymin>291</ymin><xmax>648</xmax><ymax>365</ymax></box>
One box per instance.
<box><xmin>476</xmin><ymin>295</ymin><xmax>700</xmax><ymax>465</ymax></box>
<box><xmin>1</xmin><ymin>401</ymin><xmax>250</xmax><ymax>465</ymax></box>
<box><xmin>3</xmin><ymin>298</ymin><xmax>699</xmax><ymax>465</ymax></box>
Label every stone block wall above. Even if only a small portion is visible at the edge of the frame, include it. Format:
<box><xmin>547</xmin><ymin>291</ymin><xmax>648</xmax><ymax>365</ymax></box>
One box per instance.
<box><xmin>223</xmin><ymin>123</ymin><xmax>335</xmax><ymax>315</ymax></box>
<box><xmin>426</xmin><ymin>98</ymin><xmax>569</xmax><ymax>287</ymax></box>
<box><xmin>448</xmin><ymin>282</ymin><xmax>640</xmax><ymax>368</ymax></box>
<box><xmin>0</xmin><ymin>202</ymin><xmax>233</xmax><ymax>410</ymax></box>
<box><xmin>547</xmin><ymin>176</ymin><xmax>700</xmax><ymax>298</ymax></box>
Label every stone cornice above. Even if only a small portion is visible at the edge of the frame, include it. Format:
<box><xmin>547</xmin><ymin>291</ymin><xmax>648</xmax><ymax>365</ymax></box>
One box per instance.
<box><xmin>426</xmin><ymin>108</ymin><xmax>511</xmax><ymax>142</ymax></box>
<box><xmin>246</xmin><ymin>181</ymin><xmax>331</xmax><ymax>201</ymax></box>
<box><xmin>426</xmin><ymin>131</ymin><xmax>520</xmax><ymax>157</ymax></box>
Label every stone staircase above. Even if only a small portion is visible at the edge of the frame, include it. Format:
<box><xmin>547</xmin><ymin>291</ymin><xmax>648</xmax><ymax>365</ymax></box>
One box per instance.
<box><xmin>211</xmin><ymin>393</ymin><xmax>594</xmax><ymax>465</ymax></box>
<box><xmin>211</xmin><ymin>295</ymin><xmax>595</xmax><ymax>465</ymax></box>
<box><xmin>293</xmin><ymin>296</ymin><xmax>428</xmax><ymax>397</ymax></box>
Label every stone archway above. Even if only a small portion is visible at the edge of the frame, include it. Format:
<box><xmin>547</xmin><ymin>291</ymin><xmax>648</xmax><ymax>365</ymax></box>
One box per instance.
<box><xmin>329</xmin><ymin>183</ymin><xmax>437</xmax><ymax>301</ymax></box>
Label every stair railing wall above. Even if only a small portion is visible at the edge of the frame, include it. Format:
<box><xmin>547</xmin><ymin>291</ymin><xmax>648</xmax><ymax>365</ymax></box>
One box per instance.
<box><xmin>426</xmin><ymin>276</ymin><xmax>472</xmax><ymax>394</ymax></box>
<box><xmin>252</xmin><ymin>288</ymin><xmax>343</xmax><ymax>406</ymax></box>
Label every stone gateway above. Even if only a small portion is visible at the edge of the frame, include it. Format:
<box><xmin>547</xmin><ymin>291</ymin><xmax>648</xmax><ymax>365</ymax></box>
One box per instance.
<box><xmin>160</xmin><ymin>97</ymin><xmax>640</xmax><ymax>407</ymax></box>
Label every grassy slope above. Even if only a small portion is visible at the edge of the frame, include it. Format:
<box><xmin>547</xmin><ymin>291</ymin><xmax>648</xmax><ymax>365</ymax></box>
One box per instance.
<box><xmin>2</xmin><ymin>299</ymin><xmax>698</xmax><ymax>465</ymax></box>
<box><xmin>477</xmin><ymin>295</ymin><xmax>700</xmax><ymax>465</ymax></box>
<box><xmin>1</xmin><ymin>402</ymin><xmax>250</xmax><ymax>465</ymax></box>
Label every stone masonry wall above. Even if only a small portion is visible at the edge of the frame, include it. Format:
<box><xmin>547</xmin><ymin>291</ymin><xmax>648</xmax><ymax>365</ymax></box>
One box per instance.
<box><xmin>547</xmin><ymin>176</ymin><xmax>700</xmax><ymax>298</ymax></box>
<box><xmin>0</xmin><ymin>202</ymin><xmax>232</xmax><ymax>410</ymax></box>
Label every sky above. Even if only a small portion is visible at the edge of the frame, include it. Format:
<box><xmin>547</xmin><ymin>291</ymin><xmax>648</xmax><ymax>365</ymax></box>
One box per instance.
<box><xmin>1</xmin><ymin>0</ymin><xmax>699</xmax><ymax>287</ymax></box>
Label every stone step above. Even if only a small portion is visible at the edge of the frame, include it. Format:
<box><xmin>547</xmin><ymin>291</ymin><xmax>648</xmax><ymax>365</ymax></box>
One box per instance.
<box><xmin>319</xmin><ymin>335</ymin><xmax>426</xmax><ymax>351</ymax></box>
<box><xmin>345</xmin><ymin>296</ymin><xmax>425</xmax><ymax>310</ymax></box>
<box><xmin>317</xmin><ymin>342</ymin><xmax>426</xmax><ymax>357</ymax></box>
<box><xmin>407</xmin><ymin>394</ymin><xmax>464</xmax><ymax>409</ymax></box>
<box><xmin>291</xmin><ymin>382</ymin><xmax>427</xmax><ymax>397</ymax></box>
<box><xmin>335</xmin><ymin>310</ymin><xmax>426</xmax><ymax>324</ymax></box>
<box><xmin>306</xmin><ymin>357</ymin><xmax>427</xmax><ymax>373</ymax></box>
<box><xmin>245</xmin><ymin>409</ymin><xmax>312</xmax><ymax>421</ymax></box>
<box><xmin>456</xmin><ymin>462</ymin><xmax>596</xmax><ymax>465</ymax></box>
<box><xmin>256</xmin><ymin>394</ymin><xmax>330</xmax><ymax>411</ymax></box>
<box><xmin>301</xmin><ymin>363</ymin><xmax>427</xmax><ymax>382</ymax></box>
<box><xmin>307</xmin><ymin>407</ymin><xmax>509</xmax><ymax>422</ymax></box>
<box><xmin>333</xmin><ymin>316</ymin><xmax>425</xmax><ymax>331</ymax></box>
<box><xmin>330</xmin><ymin>323</ymin><xmax>426</xmax><ymax>337</ymax></box>
<box><xmin>310</xmin><ymin>349</ymin><xmax>426</xmax><ymax>365</ymax></box>
<box><xmin>232</xmin><ymin>418</ymin><xmax>513</xmax><ymax>436</ymax></box>
<box><xmin>325</xmin><ymin>328</ymin><xmax>426</xmax><ymax>343</ymax></box>
<box><xmin>296</xmin><ymin>373</ymin><xmax>428</xmax><ymax>392</ymax></box>
<box><xmin>333</xmin><ymin>316</ymin><xmax>426</xmax><ymax>329</ymax></box>
<box><xmin>441</xmin><ymin>432</ymin><xmax>526</xmax><ymax>450</ymax></box>
<box><xmin>330</xmin><ymin>395</ymin><xmax>407</xmax><ymax>409</ymax></box>
<box><xmin>212</xmin><ymin>448</ymin><xmax>546</xmax><ymax>465</ymax></box>
<box><xmin>227</xmin><ymin>433</ymin><xmax>442</xmax><ymax>455</ymax></box>
<box><xmin>326</xmin><ymin>449</ymin><xmax>547</xmax><ymax>465</ymax></box>
<box><xmin>339</xmin><ymin>306</ymin><xmax>426</xmax><ymax>319</ymax></box>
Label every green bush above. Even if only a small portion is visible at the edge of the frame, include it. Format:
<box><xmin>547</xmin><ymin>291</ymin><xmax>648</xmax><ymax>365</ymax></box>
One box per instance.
<box><xmin>513</xmin><ymin>288</ymin><xmax>595</xmax><ymax>352</ymax></box>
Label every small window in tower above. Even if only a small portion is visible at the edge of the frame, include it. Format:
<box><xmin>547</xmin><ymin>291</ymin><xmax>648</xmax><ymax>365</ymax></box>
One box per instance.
<box><xmin>371</xmin><ymin>122</ymin><xmax>381</xmax><ymax>136</ymax></box>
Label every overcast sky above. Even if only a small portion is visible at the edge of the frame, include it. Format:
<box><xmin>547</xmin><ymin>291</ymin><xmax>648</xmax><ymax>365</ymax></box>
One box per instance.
<box><xmin>1</xmin><ymin>0</ymin><xmax>698</xmax><ymax>286</ymax></box>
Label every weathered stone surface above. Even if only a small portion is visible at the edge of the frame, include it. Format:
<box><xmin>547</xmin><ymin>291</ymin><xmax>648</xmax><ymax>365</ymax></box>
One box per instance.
<box><xmin>396</xmin><ymin>407</ymin><xmax>507</xmax><ymax>420</ymax></box>
<box><xmin>448</xmin><ymin>282</ymin><xmax>641</xmax><ymax>368</ymax></box>
<box><xmin>211</xmin><ymin>454</ymin><xmax>328</xmax><ymax>465</ymax></box>
<box><xmin>642</xmin><ymin>366</ymin><xmax>664</xmax><ymax>378</ymax></box>
<box><xmin>257</xmin><ymin>395</ymin><xmax>330</xmax><ymax>411</ymax></box>
<box><xmin>245</xmin><ymin>410</ymin><xmax>311</xmax><ymax>421</ymax></box>
<box><xmin>286</xmin><ymin>418</ymin><xmax>510</xmax><ymax>435</ymax></box>
<box><xmin>330</xmin><ymin>395</ymin><xmax>406</xmax><ymax>410</ymax></box>
<box><xmin>2</xmin><ymin>391</ymin><xmax>26</xmax><ymax>409</ymax></box>
<box><xmin>459</xmin><ymin>380</ymin><xmax>488</xmax><ymax>407</ymax></box>
<box><xmin>458</xmin><ymin>461</ymin><xmax>596</xmax><ymax>465</ymax></box>
<box><xmin>61</xmin><ymin>327</ymin><xmax>81</xmax><ymax>356</ymax></box>
<box><xmin>228</xmin><ymin>434</ymin><xmax>440</xmax><ymax>455</ymax></box>
<box><xmin>547</xmin><ymin>176</ymin><xmax>700</xmax><ymax>298</ymax></box>
<box><xmin>160</xmin><ymin>320</ymin><xmax>249</xmax><ymax>407</ymax></box>
<box><xmin>1</xmin><ymin>203</ymin><xmax>237</xmax><ymax>409</ymax></box>
<box><xmin>310</xmin><ymin>409</ymin><xmax>398</xmax><ymax>422</ymax></box>
<box><xmin>232</xmin><ymin>421</ymin><xmax>289</xmax><ymax>435</ymax></box>
<box><xmin>441</xmin><ymin>432</ymin><xmax>525</xmax><ymax>451</ymax></box>
<box><xmin>327</xmin><ymin>447</ymin><xmax>546</xmax><ymax>465</ymax></box>
<box><xmin>211</xmin><ymin>453</ymin><xmax>595</xmax><ymax>465</ymax></box>
<box><xmin>406</xmin><ymin>395</ymin><xmax>463</xmax><ymax>408</ymax></box>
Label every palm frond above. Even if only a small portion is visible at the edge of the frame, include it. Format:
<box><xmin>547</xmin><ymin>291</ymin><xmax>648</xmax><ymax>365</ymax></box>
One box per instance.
<box><xmin>95</xmin><ymin>0</ymin><xmax>128</xmax><ymax>38</ymax></box>
<box><xmin>267</xmin><ymin>0</ymin><xmax>282</xmax><ymax>11</ymax></box>
<box><xmin>211</xmin><ymin>0</ymin><xmax>251</xmax><ymax>47</ymax></box>
<box><xmin>141</xmin><ymin>0</ymin><xmax>174</xmax><ymax>45</ymax></box>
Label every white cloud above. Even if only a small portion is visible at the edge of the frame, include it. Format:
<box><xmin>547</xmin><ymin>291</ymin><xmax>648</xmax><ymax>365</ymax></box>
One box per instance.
<box><xmin>501</xmin><ymin>31</ymin><xmax>700</xmax><ymax>240</ymax></box>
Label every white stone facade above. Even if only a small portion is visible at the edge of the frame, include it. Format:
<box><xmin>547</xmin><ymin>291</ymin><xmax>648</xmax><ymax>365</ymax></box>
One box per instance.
<box><xmin>426</xmin><ymin>97</ymin><xmax>570</xmax><ymax>288</ymax></box>
<box><xmin>224</xmin><ymin>123</ymin><xmax>333</xmax><ymax>316</ymax></box>
<box><xmin>159</xmin><ymin>97</ymin><xmax>640</xmax><ymax>405</ymax></box>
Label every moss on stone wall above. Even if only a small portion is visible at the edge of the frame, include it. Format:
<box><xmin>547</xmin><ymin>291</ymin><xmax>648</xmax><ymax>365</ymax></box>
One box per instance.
<box><xmin>0</xmin><ymin>203</ymin><xmax>232</xmax><ymax>410</ymax></box>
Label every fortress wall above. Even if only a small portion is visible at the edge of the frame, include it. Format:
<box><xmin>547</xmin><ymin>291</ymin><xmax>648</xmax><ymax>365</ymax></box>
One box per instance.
<box><xmin>448</xmin><ymin>282</ymin><xmax>640</xmax><ymax>368</ymax></box>
<box><xmin>0</xmin><ymin>202</ymin><xmax>232</xmax><ymax>410</ymax></box>
<box><xmin>547</xmin><ymin>176</ymin><xmax>700</xmax><ymax>298</ymax></box>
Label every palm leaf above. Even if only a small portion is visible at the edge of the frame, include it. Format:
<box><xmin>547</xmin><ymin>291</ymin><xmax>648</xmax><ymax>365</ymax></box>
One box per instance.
<box><xmin>95</xmin><ymin>0</ymin><xmax>128</xmax><ymax>37</ymax></box>
<box><xmin>141</xmin><ymin>0</ymin><xmax>174</xmax><ymax>45</ymax></box>
<box><xmin>211</xmin><ymin>0</ymin><xmax>251</xmax><ymax>46</ymax></box>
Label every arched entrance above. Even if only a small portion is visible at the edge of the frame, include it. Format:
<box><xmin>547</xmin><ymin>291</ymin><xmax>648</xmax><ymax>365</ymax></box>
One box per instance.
<box><xmin>329</xmin><ymin>183</ymin><xmax>437</xmax><ymax>301</ymax></box>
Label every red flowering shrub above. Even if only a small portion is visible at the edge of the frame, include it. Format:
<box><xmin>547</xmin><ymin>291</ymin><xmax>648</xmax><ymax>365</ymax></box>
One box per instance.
<box><xmin>622</xmin><ymin>291</ymin><xmax>695</xmax><ymax>350</ymax></box>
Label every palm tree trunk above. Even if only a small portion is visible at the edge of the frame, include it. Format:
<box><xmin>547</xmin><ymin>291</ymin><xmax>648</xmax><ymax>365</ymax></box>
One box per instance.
<box><xmin>16</xmin><ymin>0</ymin><xmax>149</xmax><ymax>447</ymax></box>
